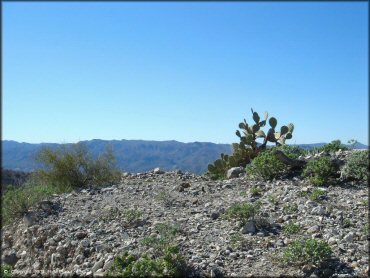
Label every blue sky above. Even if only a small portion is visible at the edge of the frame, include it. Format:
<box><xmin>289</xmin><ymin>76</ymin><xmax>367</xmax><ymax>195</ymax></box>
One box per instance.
<box><xmin>3</xmin><ymin>2</ymin><xmax>368</xmax><ymax>145</ymax></box>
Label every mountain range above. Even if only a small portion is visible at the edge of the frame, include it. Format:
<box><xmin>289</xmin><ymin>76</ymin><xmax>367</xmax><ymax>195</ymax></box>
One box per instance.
<box><xmin>2</xmin><ymin>140</ymin><xmax>368</xmax><ymax>174</ymax></box>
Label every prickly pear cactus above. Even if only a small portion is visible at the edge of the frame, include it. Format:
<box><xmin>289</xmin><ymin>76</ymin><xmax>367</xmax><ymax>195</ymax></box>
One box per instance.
<box><xmin>207</xmin><ymin>108</ymin><xmax>294</xmax><ymax>179</ymax></box>
<box><xmin>236</xmin><ymin>108</ymin><xmax>294</xmax><ymax>150</ymax></box>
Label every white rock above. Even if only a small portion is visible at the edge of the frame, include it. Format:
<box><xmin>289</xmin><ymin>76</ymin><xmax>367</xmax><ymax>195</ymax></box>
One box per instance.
<box><xmin>227</xmin><ymin>167</ymin><xmax>244</xmax><ymax>179</ymax></box>
<box><xmin>311</xmin><ymin>206</ymin><xmax>326</xmax><ymax>215</ymax></box>
<box><xmin>343</xmin><ymin>232</ymin><xmax>354</xmax><ymax>242</ymax></box>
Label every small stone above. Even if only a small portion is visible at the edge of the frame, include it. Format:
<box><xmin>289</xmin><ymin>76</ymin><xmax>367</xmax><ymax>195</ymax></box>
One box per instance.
<box><xmin>215</xmin><ymin>259</ymin><xmax>223</xmax><ymax>266</ymax></box>
<box><xmin>307</xmin><ymin>225</ymin><xmax>320</xmax><ymax>234</ymax></box>
<box><xmin>210</xmin><ymin>212</ymin><xmax>220</xmax><ymax>220</ymax></box>
<box><xmin>92</xmin><ymin>259</ymin><xmax>104</xmax><ymax>273</ymax></box>
<box><xmin>321</xmin><ymin>268</ymin><xmax>334</xmax><ymax>277</ymax></box>
<box><xmin>39</xmin><ymin>200</ymin><xmax>54</xmax><ymax>212</ymax></box>
<box><xmin>343</xmin><ymin>232</ymin><xmax>354</xmax><ymax>242</ymax></box>
<box><xmin>153</xmin><ymin>168</ymin><xmax>164</xmax><ymax>174</ymax></box>
<box><xmin>180</xmin><ymin>182</ymin><xmax>191</xmax><ymax>188</ymax></box>
<box><xmin>2</xmin><ymin>252</ymin><xmax>18</xmax><ymax>266</ymax></box>
<box><xmin>75</xmin><ymin>254</ymin><xmax>84</xmax><ymax>265</ymax></box>
<box><xmin>210</xmin><ymin>267</ymin><xmax>223</xmax><ymax>278</ymax></box>
<box><xmin>75</xmin><ymin>231</ymin><xmax>87</xmax><ymax>239</ymax></box>
<box><xmin>276</xmin><ymin>240</ymin><xmax>284</xmax><ymax>247</ymax></box>
<box><xmin>32</xmin><ymin>260</ymin><xmax>42</xmax><ymax>270</ymax></box>
<box><xmin>80</xmin><ymin>239</ymin><xmax>90</xmax><ymax>248</ymax></box>
<box><xmin>311</xmin><ymin>206</ymin><xmax>326</xmax><ymax>215</ymax></box>
<box><xmin>241</xmin><ymin>220</ymin><xmax>256</xmax><ymax>234</ymax></box>
<box><xmin>23</xmin><ymin>211</ymin><xmax>37</xmax><ymax>227</ymax></box>
<box><xmin>103</xmin><ymin>260</ymin><xmax>114</xmax><ymax>271</ymax></box>
<box><xmin>229</xmin><ymin>252</ymin><xmax>238</xmax><ymax>259</ymax></box>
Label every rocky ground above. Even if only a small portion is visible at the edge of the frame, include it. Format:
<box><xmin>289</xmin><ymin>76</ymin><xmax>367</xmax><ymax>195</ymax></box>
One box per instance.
<box><xmin>1</xmin><ymin>153</ymin><xmax>369</xmax><ymax>277</ymax></box>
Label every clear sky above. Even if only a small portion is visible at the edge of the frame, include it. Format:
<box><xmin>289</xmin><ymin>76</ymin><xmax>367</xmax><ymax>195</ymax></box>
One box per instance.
<box><xmin>3</xmin><ymin>2</ymin><xmax>368</xmax><ymax>145</ymax></box>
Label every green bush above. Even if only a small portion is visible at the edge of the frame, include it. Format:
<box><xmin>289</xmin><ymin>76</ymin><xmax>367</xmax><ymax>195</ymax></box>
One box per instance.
<box><xmin>341</xmin><ymin>150</ymin><xmax>369</xmax><ymax>181</ymax></box>
<box><xmin>363</xmin><ymin>223</ymin><xmax>369</xmax><ymax>235</ymax></box>
<box><xmin>309</xmin><ymin>188</ymin><xmax>326</xmax><ymax>201</ymax></box>
<box><xmin>224</xmin><ymin>202</ymin><xmax>261</xmax><ymax>224</ymax></box>
<box><xmin>123</xmin><ymin>209</ymin><xmax>143</xmax><ymax>227</ymax></box>
<box><xmin>314</xmin><ymin>140</ymin><xmax>348</xmax><ymax>153</ymax></box>
<box><xmin>230</xmin><ymin>233</ymin><xmax>244</xmax><ymax>249</ymax></box>
<box><xmin>268</xmin><ymin>194</ymin><xmax>278</xmax><ymax>206</ymax></box>
<box><xmin>36</xmin><ymin>143</ymin><xmax>121</xmax><ymax>189</ymax></box>
<box><xmin>155</xmin><ymin>191</ymin><xmax>174</xmax><ymax>207</ymax></box>
<box><xmin>276</xmin><ymin>145</ymin><xmax>307</xmax><ymax>159</ymax></box>
<box><xmin>283</xmin><ymin>222</ymin><xmax>301</xmax><ymax>235</ymax></box>
<box><xmin>282</xmin><ymin>203</ymin><xmax>298</xmax><ymax>214</ymax></box>
<box><xmin>1</xmin><ymin>179</ymin><xmax>69</xmax><ymax>225</ymax></box>
<box><xmin>283</xmin><ymin>238</ymin><xmax>332</xmax><ymax>266</ymax></box>
<box><xmin>109</xmin><ymin>247</ymin><xmax>186</xmax><ymax>277</ymax></box>
<box><xmin>1</xmin><ymin>264</ymin><xmax>12</xmax><ymax>278</ymax></box>
<box><xmin>250</xmin><ymin>186</ymin><xmax>262</xmax><ymax>197</ymax></box>
<box><xmin>343</xmin><ymin>219</ymin><xmax>352</xmax><ymax>228</ymax></box>
<box><xmin>302</xmin><ymin>157</ymin><xmax>335</xmax><ymax>186</ymax></box>
<box><xmin>246</xmin><ymin>149</ymin><xmax>286</xmax><ymax>181</ymax></box>
<box><xmin>111</xmin><ymin>223</ymin><xmax>185</xmax><ymax>277</ymax></box>
<box><xmin>141</xmin><ymin>223</ymin><xmax>180</xmax><ymax>255</ymax></box>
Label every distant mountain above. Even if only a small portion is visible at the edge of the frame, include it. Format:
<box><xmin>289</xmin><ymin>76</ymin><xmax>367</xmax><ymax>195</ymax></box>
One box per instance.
<box><xmin>2</xmin><ymin>140</ymin><xmax>368</xmax><ymax>174</ymax></box>
<box><xmin>1</xmin><ymin>140</ymin><xmax>232</xmax><ymax>174</ymax></box>
<box><xmin>291</xmin><ymin>142</ymin><xmax>369</xmax><ymax>150</ymax></box>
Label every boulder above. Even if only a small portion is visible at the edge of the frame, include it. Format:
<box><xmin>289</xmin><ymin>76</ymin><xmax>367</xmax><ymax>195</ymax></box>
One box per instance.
<box><xmin>227</xmin><ymin>167</ymin><xmax>244</xmax><ymax>179</ymax></box>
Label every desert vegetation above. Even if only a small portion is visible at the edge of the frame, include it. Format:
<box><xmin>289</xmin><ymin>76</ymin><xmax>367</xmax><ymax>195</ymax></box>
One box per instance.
<box><xmin>1</xmin><ymin>143</ymin><xmax>120</xmax><ymax>225</ymax></box>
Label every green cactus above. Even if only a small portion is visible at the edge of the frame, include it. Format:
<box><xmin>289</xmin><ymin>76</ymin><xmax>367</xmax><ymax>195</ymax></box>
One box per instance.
<box><xmin>207</xmin><ymin>108</ymin><xmax>294</xmax><ymax>179</ymax></box>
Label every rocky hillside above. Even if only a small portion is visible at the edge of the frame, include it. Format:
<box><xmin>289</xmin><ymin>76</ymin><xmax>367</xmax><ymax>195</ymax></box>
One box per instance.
<box><xmin>1</xmin><ymin>151</ymin><xmax>368</xmax><ymax>277</ymax></box>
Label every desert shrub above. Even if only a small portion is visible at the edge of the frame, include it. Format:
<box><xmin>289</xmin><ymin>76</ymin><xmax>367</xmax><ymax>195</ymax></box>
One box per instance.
<box><xmin>250</xmin><ymin>186</ymin><xmax>262</xmax><ymax>197</ymax></box>
<box><xmin>109</xmin><ymin>247</ymin><xmax>186</xmax><ymax>277</ymax></box>
<box><xmin>155</xmin><ymin>191</ymin><xmax>175</xmax><ymax>207</ymax></box>
<box><xmin>283</xmin><ymin>203</ymin><xmax>298</xmax><ymax>214</ymax></box>
<box><xmin>268</xmin><ymin>194</ymin><xmax>278</xmax><ymax>205</ymax></box>
<box><xmin>36</xmin><ymin>143</ymin><xmax>121</xmax><ymax>189</ymax></box>
<box><xmin>230</xmin><ymin>233</ymin><xmax>244</xmax><ymax>249</ymax></box>
<box><xmin>276</xmin><ymin>145</ymin><xmax>307</xmax><ymax>159</ymax></box>
<box><xmin>283</xmin><ymin>238</ymin><xmax>332</xmax><ymax>266</ymax></box>
<box><xmin>246</xmin><ymin>149</ymin><xmax>286</xmax><ymax>181</ymax></box>
<box><xmin>123</xmin><ymin>209</ymin><xmax>143</xmax><ymax>227</ymax></box>
<box><xmin>309</xmin><ymin>188</ymin><xmax>326</xmax><ymax>201</ymax></box>
<box><xmin>283</xmin><ymin>222</ymin><xmax>301</xmax><ymax>235</ymax></box>
<box><xmin>1</xmin><ymin>180</ymin><xmax>68</xmax><ymax>225</ymax></box>
<box><xmin>111</xmin><ymin>223</ymin><xmax>186</xmax><ymax>277</ymax></box>
<box><xmin>341</xmin><ymin>150</ymin><xmax>369</xmax><ymax>181</ymax></box>
<box><xmin>1</xmin><ymin>264</ymin><xmax>12</xmax><ymax>278</ymax></box>
<box><xmin>302</xmin><ymin>157</ymin><xmax>335</xmax><ymax>186</ymax></box>
<box><xmin>239</xmin><ymin>191</ymin><xmax>248</xmax><ymax>197</ymax></box>
<box><xmin>343</xmin><ymin>219</ymin><xmax>352</xmax><ymax>228</ymax></box>
<box><xmin>224</xmin><ymin>202</ymin><xmax>261</xmax><ymax>224</ymax></box>
<box><xmin>141</xmin><ymin>222</ymin><xmax>180</xmax><ymax>255</ymax></box>
<box><xmin>314</xmin><ymin>140</ymin><xmax>348</xmax><ymax>153</ymax></box>
<box><xmin>363</xmin><ymin>223</ymin><xmax>369</xmax><ymax>235</ymax></box>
